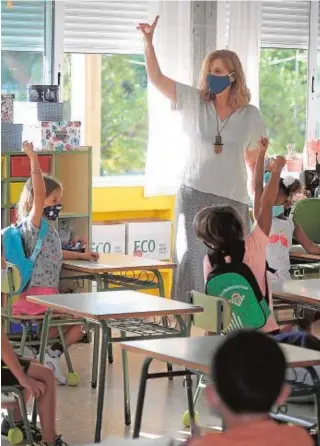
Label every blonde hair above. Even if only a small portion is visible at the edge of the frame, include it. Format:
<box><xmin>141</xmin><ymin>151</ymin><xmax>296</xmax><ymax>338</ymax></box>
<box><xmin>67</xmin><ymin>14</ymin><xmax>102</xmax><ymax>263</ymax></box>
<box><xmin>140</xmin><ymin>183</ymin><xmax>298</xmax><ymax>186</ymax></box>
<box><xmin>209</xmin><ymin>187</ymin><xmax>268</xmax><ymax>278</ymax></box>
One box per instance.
<box><xmin>17</xmin><ymin>174</ymin><xmax>62</xmax><ymax>222</ymax></box>
<box><xmin>199</xmin><ymin>49</ymin><xmax>251</xmax><ymax>110</ymax></box>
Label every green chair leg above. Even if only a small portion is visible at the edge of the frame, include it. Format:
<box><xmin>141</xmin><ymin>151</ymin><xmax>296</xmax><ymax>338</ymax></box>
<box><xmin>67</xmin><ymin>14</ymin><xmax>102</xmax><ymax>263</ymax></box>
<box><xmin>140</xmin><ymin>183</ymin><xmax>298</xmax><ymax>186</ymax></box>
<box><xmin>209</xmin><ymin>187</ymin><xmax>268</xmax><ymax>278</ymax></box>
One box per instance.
<box><xmin>193</xmin><ymin>374</ymin><xmax>205</xmax><ymax>408</ymax></box>
<box><xmin>19</xmin><ymin>324</ymin><xmax>28</xmax><ymax>356</ymax></box>
<box><xmin>15</xmin><ymin>388</ymin><xmax>33</xmax><ymax>446</ymax></box>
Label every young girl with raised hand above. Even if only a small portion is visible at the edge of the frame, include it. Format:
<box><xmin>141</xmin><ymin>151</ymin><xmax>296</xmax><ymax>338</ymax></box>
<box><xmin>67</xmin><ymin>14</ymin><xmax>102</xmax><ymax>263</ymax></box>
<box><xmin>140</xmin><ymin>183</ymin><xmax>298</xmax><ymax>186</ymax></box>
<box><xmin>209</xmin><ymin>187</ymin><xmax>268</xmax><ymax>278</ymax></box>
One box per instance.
<box><xmin>194</xmin><ymin>138</ymin><xmax>286</xmax><ymax>334</ymax></box>
<box><xmin>10</xmin><ymin>142</ymin><xmax>99</xmax><ymax>384</ymax></box>
<box><xmin>262</xmin><ymin>175</ymin><xmax>320</xmax><ymax>281</ymax></box>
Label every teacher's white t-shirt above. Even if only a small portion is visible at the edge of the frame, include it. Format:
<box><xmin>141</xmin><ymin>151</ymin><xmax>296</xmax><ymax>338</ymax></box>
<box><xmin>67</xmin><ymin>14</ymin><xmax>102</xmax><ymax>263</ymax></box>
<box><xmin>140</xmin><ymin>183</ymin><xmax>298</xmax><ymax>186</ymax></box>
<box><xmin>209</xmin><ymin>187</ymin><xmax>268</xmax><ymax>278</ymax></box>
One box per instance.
<box><xmin>175</xmin><ymin>82</ymin><xmax>265</xmax><ymax>204</ymax></box>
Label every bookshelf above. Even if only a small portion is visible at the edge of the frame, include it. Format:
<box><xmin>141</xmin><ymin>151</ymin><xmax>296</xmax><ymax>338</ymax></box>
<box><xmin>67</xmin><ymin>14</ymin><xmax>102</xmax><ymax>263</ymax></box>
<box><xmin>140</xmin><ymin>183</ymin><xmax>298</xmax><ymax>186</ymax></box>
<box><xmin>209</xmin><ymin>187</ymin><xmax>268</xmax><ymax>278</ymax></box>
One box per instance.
<box><xmin>1</xmin><ymin>147</ymin><xmax>92</xmax><ymax>294</ymax></box>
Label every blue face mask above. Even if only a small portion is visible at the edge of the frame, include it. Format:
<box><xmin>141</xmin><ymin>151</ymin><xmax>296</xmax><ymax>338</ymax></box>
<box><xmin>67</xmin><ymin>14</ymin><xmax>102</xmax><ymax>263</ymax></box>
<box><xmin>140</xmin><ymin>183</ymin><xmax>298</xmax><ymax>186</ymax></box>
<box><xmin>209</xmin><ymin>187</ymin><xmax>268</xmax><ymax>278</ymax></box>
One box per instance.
<box><xmin>206</xmin><ymin>73</ymin><xmax>233</xmax><ymax>95</ymax></box>
<box><xmin>272</xmin><ymin>205</ymin><xmax>284</xmax><ymax>217</ymax></box>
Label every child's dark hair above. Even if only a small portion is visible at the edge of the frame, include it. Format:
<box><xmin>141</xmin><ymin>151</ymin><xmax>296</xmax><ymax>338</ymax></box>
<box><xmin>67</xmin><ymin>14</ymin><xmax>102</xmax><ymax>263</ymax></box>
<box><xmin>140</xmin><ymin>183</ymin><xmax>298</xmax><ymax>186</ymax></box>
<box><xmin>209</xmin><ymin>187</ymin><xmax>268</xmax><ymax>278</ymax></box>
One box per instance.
<box><xmin>17</xmin><ymin>174</ymin><xmax>62</xmax><ymax>222</ymax></box>
<box><xmin>279</xmin><ymin>177</ymin><xmax>302</xmax><ymax>199</ymax></box>
<box><xmin>211</xmin><ymin>330</ymin><xmax>286</xmax><ymax>414</ymax></box>
<box><xmin>194</xmin><ymin>206</ymin><xmax>245</xmax><ymax>265</ymax></box>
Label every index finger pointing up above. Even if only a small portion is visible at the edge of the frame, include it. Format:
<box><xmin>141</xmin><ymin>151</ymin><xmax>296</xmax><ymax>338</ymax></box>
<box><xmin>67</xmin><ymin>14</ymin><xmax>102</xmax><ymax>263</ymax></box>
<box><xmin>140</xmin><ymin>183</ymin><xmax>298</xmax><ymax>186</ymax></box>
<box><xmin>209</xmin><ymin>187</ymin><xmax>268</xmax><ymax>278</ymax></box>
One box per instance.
<box><xmin>152</xmin><ymin>15</ymin><xmax>159</xmax><ymax>29</ymax></box>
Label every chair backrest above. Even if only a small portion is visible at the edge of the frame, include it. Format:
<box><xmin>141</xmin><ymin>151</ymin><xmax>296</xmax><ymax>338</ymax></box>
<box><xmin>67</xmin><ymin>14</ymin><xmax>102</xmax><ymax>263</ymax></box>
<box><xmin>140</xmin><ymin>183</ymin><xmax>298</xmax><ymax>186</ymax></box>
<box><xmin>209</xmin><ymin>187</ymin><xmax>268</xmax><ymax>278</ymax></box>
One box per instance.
<box><xmin>188</xmin><ymin>290</ymin><xmax>231</xmax><ymax>334</ymax></box>
<box><xmin>291</xmin><ymin>198</ymin><xmax>320</xmax><ymax>243</ymax></box>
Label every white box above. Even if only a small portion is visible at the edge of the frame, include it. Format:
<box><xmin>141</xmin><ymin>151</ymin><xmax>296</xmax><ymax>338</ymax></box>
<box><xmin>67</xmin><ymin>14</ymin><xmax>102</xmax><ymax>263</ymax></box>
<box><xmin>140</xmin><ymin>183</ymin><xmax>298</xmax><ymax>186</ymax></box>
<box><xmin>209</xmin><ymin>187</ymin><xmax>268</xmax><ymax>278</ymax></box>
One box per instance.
<box><xmin>126</xmin><ymin>221</ymin><xmax>172</xmax><ymax>260</ymax></box>
<box><xmin>92</xmin><ymin>224</ymin><xmax>126</xmax><ymax>254</ymax></box>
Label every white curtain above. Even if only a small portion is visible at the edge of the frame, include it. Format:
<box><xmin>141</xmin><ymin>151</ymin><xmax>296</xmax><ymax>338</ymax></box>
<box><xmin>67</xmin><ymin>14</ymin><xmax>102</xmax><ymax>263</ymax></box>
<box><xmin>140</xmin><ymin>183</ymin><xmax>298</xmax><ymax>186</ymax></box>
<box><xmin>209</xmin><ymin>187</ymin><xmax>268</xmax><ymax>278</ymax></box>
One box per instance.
<box><xmin>144</xmin><ymin>0</ymin><xmax>192</xmax><ymax>197</ymax></box>
<box><xmin>228</xmin><ymin>1</ymin><xmax>262</xmax><ymax>108</ymax></box>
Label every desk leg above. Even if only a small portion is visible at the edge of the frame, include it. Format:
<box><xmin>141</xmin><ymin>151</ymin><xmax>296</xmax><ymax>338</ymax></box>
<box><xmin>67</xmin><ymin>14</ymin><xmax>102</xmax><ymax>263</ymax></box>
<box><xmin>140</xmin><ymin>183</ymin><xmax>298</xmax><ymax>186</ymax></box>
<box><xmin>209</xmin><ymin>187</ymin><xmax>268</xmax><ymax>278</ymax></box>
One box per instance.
<box><xmin>133</xmin><ymin>358</ymin><xmax>153</xmax><ymax>438</ymax></box>
<box><xmin>121</xmin><ymin>331</ymin><xmax>131</xmax><ymax>425</ymax></box>
<box><xmin>107</xmin><ymin>327</ymin><xmax>113</xmax><ymax>364</ymax></box>
<box><xmin>307</xmin><ymin>366</ymin><xmax>320</xmax><ymax>446</ymax></box>
<box><xmin>91</xmin><ymin>324</ymin><xmax>100</xmax><ymax>389</ymax></box>
<box><xmin>94</xmin><ymin>320</ymin><xmax>109</xmax><ymax>443</ymax></box>
<box><xmin>153</xmin><ymin>269</ymin><xmax>165</xmax><ymax>297</ymax></box>
<box><xmin>95</xmin><ymin>274</ymin><xmax>104</xmax><ymax>292</ymax></box>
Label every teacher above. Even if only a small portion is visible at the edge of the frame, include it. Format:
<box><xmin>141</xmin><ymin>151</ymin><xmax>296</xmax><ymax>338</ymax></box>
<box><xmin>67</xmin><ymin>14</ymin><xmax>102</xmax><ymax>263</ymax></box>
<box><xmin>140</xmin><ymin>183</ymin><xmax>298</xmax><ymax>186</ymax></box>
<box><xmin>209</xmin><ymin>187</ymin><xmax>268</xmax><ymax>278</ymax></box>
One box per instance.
<box><xmin>138</xmin><ymin>17</ymin><xmax>266</xmax><ymax>301</ymax></box>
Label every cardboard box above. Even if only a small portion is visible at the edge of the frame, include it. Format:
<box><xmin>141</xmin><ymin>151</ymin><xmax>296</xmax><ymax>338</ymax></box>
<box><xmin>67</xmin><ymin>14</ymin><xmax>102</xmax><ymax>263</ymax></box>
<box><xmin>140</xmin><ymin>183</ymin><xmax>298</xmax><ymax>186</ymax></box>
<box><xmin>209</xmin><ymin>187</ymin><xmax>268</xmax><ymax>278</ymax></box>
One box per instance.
<box><xmin>126</xmin><ymin>221</ymin><xmax>172</xmax><ymax>260</ymax></box>
<box><xmin>41</xmin><ymin>121</ymin><xmax>81</xmax><ymax>151</ymax></box>
<box><xmin>92</xmin><ymin>224</ymin><xmax>126</xmax><ymax>254</ymax></box>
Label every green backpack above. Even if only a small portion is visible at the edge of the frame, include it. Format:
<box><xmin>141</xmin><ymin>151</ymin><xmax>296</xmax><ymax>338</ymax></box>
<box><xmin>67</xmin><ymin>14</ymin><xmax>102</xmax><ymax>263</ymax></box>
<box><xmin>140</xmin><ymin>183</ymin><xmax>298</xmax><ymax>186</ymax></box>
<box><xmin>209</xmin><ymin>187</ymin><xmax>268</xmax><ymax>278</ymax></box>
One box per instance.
<box><xmin>205</xmin><ymin>262</ymin><xmax>271</xmax><ymax>332</ymax></box>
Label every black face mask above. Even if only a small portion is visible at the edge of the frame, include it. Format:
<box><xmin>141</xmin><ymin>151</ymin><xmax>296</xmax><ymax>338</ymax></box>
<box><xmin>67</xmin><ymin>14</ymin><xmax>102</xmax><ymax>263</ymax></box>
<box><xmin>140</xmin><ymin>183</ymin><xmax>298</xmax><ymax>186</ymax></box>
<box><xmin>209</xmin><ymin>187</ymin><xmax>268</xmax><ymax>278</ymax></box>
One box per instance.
<box><xmin>43</xmin><ymin>204</ymin><xmax>62</xmax><ymax>221</ymax></box>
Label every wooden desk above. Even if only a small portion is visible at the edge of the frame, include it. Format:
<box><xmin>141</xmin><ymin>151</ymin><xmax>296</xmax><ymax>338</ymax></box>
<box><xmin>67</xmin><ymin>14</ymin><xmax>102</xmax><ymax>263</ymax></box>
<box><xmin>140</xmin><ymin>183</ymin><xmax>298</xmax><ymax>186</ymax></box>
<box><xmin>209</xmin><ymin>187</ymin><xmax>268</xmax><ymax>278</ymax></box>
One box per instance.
<box><xmin>81</xmin><ymin>439</ymin><xmax>178</xmax><ymax>446</ymax></box>
<box><xmin>272</xmin><ymin>279</ymin><xmax>320</xmax><ymax>307</ymax></box>
<box><xmin>290</xmin><ymin>246</ymin><xmax>320</xmax><ymax>263</ymax></box>
<box><xmin>27</xmin><ymin>291</ymin><xmax>202</xmax><ymax>443</ymax></box>
<box><xmin>62</xmin><ymin>253</ymin><xmax>176</xmax><ymax>296</ymax></box>
<box><xmin>120</xmin><ymin>336</ymin><xmax>320</xmax><ymax>439</ymax></box>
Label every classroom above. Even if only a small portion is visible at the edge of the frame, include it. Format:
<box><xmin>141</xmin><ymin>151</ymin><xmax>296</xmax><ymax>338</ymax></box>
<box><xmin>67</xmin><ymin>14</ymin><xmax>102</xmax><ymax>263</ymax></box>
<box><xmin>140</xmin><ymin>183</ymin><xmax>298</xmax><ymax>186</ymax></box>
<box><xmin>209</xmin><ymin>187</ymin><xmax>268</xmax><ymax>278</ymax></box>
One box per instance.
<box><xmin>1</xmin><ymin>0</ymin><xmax>320</xmax><ymax>445</ymax></box>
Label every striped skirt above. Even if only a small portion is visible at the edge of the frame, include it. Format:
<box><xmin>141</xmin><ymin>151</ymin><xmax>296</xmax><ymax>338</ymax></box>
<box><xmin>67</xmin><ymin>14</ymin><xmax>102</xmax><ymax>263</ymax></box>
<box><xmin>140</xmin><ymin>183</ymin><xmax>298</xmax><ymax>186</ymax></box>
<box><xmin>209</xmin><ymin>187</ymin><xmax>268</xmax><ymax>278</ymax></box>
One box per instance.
<box><xmin>172</xmin><ymin>185</ymin><xmax>250</xmax><ymax>302</ymax></box>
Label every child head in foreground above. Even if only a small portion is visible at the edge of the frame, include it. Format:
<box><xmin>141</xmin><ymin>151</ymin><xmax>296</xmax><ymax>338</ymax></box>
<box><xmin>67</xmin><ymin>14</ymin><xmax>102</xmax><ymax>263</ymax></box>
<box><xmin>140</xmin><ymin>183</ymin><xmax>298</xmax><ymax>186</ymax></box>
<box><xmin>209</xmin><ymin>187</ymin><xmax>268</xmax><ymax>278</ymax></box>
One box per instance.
<box><xmin>190</xmin><ymin>330</ymin><xmax>313</xmax><ymax>446</ymax></box>
<box><xmin>209</xmin><ymin>330</ymin><xmax>288</xmax><ymax>420</ymax></box>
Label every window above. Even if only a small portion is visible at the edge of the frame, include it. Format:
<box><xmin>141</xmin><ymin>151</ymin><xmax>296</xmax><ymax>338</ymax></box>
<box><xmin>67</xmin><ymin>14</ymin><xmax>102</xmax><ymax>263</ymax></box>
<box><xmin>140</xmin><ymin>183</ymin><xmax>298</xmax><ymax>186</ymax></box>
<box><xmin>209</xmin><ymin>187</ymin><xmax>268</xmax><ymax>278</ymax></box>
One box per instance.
<box><xmin>1</xmin><ymin>0</ymin><xmax>54</xmax><ymax>100</ymax></box>
<box><xmin>259</xmin><ymin>48</ymin><xmax>308</xmax><ymax>155</ymax></box>
<box><xmin>63</xmin><ymin>53</ymin><xmax>148</xmax><ymax>176</ymax></box>
<box><xmin>219</xmin><ymin>1</ymin><xmax>320</xmax><ymax>159</ymax></box>
<box><xmin>62</xmin><ymin>0</ymin><xmax>148</xmax><ymax>178</ymax></box>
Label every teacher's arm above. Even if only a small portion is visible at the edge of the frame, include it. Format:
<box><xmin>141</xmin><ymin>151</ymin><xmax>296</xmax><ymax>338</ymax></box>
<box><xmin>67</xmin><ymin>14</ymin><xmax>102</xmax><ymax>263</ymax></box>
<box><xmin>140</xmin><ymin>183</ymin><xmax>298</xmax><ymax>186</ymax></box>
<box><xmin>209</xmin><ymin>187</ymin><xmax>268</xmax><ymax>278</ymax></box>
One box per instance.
<box><xmin>137</xmin><ymin>16</ymin><xmax>176</xmax><ymax>102</ymax></box>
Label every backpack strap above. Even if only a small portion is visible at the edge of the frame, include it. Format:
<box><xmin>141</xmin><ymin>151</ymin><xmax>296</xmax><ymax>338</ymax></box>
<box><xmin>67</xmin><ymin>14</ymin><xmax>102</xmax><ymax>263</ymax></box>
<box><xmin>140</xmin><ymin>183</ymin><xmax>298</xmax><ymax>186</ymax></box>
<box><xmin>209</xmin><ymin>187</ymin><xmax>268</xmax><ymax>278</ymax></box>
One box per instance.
<box><xmin>29</xmin><ymin>219</ymin><xmax>49</xmax><ymax>265</ymax></box>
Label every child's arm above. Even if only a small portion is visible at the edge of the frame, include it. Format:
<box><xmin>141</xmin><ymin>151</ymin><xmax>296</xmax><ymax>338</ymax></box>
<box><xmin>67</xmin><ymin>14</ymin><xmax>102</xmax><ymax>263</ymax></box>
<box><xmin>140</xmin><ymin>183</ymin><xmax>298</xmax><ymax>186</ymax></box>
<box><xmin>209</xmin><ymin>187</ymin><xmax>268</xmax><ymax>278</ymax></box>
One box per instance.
<box><xmin>294</xmin><ymin>224</ymin><xmax>320</xmax><ymax>255</ymax></box>
<box><xmin>62</xmin><ymin>249</ymin><xmax>99</xmax><ymax>261</ymax></box>
<box><xmin>256</xmin><ymin>156</ymin><xmax>286</xmax><ymax>236</ymax></box>
<box><xmin>253</xmin><ymin>137</ymin><xmax>269</xmax><ymax>221</ymax></box>
<box><xmin>1</xmin><ymin>328</ymin><xmax>45</xmax><ymax>397</ymax></box>
<box><xmin>23</xmin><ymin>142</ymin><xmax>45</xmax><ymax>228</ymax></box>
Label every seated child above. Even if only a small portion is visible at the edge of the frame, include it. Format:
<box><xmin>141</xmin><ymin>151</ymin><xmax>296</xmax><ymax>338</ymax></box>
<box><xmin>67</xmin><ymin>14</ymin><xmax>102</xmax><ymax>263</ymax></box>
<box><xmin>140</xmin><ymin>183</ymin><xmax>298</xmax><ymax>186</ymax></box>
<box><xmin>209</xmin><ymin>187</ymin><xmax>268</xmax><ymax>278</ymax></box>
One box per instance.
<box><xmin>3</xmin><ymin>142</ymin><xmax>99</xmax><ymax>384</ymax></box>
<box><xmin>194</xmin><ymin>138</ymin><xmax>285</xmax><ymax>334</ymax></box>
<box><xmin>187</xmin><ymin>330</ymin><xmax>313</xmax><ymax>446</ymax></box>
<box><xmin>1</xmin><ymin>328</ymin><xmax>67</xmax><ymax>446</ymax></box>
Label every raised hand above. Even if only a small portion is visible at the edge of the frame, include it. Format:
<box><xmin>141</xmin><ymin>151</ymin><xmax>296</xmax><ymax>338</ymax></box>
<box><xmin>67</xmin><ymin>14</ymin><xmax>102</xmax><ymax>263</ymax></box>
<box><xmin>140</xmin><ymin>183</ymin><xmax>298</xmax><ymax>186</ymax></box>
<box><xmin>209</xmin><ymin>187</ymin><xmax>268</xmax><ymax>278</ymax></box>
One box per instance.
<box><xmin>258</xmin><ymin>137</ymin><xmax>269</xmax><ymax>155</ymax></box>
<box><xmin>271</xmin><ymin>155</ymin><xmax>286</xmax><ymax>172</ymax></box>
<box><xmin>136</xmin><ymin>15</ymin><xmax>159</xmax><ymax>45</ymax></box>
<box><xmin>22</xmin><ymin>141</ymin><xmax>35</xmax><ymax>157</ymax></box>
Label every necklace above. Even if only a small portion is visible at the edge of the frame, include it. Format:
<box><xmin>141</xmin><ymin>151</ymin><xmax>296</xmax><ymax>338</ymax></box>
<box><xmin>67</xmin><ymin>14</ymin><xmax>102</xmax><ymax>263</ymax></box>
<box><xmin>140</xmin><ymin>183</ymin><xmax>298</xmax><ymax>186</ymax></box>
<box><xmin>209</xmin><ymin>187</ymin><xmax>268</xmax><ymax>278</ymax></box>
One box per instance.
<box><xmin>214</xmin><ymin>111</ymin><xmax>232</xmax><ymax>154</ymax></box>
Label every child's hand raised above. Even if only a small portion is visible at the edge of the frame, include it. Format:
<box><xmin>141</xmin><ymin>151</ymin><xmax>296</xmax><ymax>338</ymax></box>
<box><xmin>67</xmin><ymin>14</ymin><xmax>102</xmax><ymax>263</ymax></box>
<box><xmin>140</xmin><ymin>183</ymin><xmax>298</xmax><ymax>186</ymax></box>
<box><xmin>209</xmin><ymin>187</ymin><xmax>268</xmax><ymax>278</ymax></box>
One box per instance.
<box><xmin>271</xmin><ymin>155</ymin><xmax>286</xmax><ymax>172</ymax></box>
<box><xmin>22</xmin><ymin>141</ymin><xmax>35</xmax><ymax>157</ymax></box>
<box><xmin>258</xmin><ymin>137</ymin><xmax>269</xmax><ymax>154</ymax></box>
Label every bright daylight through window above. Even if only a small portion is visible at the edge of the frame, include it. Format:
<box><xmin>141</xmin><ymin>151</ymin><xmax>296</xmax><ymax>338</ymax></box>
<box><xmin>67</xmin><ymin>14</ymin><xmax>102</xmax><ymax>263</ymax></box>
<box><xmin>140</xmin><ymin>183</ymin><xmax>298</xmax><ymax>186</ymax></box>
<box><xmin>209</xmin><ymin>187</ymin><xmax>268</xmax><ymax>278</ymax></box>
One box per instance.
<box><xmin>63</xmin><ymin>53</ymin><xmax>148</xmax><ymax>177</ymax></box>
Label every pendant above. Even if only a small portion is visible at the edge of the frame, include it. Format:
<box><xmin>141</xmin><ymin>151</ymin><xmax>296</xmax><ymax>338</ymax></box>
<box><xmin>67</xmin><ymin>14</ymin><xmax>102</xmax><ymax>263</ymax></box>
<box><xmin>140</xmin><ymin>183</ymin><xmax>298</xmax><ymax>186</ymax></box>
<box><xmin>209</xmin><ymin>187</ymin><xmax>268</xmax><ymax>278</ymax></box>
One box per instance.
<box><xmin>214</xmin><ymin>135</ymin><xmax>223</xmax><ymax>154</ymax></box>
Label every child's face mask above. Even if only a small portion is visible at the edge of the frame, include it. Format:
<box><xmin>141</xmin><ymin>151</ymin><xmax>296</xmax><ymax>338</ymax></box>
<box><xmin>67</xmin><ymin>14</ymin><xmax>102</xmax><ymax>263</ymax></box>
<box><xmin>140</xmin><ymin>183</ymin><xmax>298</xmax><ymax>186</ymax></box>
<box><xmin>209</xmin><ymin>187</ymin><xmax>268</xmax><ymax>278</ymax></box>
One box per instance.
<box><xmin>272</xmin><ymin>205</ymin><xmax>284</xmax><ymax>217</ymax></box>
<box><xmin>43</xmin><ymin>204</ymin><xmax>62</xmax><ymax>221</ymax></box>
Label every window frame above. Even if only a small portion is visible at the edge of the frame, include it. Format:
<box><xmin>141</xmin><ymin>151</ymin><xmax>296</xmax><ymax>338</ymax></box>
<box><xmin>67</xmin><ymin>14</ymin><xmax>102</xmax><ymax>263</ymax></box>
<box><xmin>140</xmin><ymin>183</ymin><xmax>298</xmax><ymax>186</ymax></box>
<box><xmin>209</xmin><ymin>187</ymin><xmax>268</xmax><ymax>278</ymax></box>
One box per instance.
<box><xmin>305</xmin><ymin>0</ymin><xmax>320</xmax><ymax>167</ymax></box>
<box><xmin>1</xmin><ymin>0</ymin><xmax>55</xmax><ymax>96</ymax></box>
<box><xmin>55</xmin><ymin>1</ymin><xmax>319</xmax><ymax>182</ymax></box>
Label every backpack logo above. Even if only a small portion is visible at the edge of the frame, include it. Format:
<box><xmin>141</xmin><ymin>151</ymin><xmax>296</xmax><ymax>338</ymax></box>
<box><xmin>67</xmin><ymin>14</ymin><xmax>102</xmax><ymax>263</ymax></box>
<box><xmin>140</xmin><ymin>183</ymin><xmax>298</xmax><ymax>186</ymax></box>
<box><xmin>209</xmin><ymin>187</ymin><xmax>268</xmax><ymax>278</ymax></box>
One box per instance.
<box><xmin>229</xmin><ymin>293</ymin><xmax>245</xmax><ymax>307</ymax></box>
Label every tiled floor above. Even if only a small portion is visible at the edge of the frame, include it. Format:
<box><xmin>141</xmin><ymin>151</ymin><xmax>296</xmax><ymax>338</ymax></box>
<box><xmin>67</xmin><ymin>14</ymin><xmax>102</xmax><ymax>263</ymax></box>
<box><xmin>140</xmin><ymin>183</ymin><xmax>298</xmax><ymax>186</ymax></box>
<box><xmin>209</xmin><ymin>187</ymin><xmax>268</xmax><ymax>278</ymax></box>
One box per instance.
<box><xmin>2</xmin><ymin>329</ymin><xmax>318</xmax><ymax>445</ymax></box>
